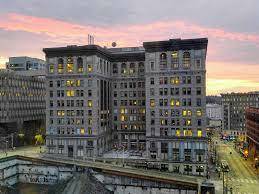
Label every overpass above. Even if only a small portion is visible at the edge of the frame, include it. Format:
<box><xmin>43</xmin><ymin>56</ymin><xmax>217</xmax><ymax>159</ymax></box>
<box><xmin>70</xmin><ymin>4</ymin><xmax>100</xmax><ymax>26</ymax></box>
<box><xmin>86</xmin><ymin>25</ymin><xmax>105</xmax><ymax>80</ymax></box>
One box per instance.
<box><xmin>17</xmin><ymin>155</ymin><xmax>200</xmax><ymax>191</ymax></box>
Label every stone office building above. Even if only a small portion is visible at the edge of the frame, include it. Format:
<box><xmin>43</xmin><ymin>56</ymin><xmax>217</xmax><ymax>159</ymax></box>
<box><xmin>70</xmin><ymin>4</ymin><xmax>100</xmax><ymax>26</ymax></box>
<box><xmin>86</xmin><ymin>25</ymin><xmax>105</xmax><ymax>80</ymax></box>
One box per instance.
<box><xmin>221</xmin><ymin>92</ymin><xmax>259</xmax><ymax>140</ymax></box>
<box><xmin>143</xmin><ymin>39</ymin><xmax>208</xmax><ymax>175</ymax></box>
<box><xmin>44</xmin><ymin>38</ymin><xmax>208</xmax><ymax>175</ymax></box>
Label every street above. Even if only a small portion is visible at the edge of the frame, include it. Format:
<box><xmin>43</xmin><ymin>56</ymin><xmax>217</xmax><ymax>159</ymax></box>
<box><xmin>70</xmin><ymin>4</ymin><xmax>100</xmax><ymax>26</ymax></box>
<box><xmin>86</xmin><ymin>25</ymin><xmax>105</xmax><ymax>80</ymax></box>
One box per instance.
<box><xmin>213</xmin><ymin>137</ymin><xmax>259</xmax><ymax>194</ymax></box>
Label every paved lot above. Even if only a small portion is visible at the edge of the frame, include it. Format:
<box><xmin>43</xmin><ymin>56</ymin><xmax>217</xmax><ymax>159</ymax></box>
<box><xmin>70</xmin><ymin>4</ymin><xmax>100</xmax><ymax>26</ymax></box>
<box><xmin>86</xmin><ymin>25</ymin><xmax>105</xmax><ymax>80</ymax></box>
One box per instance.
<box><xmin>0</xmin><ymin>146</ymin><xmax>43</xmax><ymax>159</ymax></box>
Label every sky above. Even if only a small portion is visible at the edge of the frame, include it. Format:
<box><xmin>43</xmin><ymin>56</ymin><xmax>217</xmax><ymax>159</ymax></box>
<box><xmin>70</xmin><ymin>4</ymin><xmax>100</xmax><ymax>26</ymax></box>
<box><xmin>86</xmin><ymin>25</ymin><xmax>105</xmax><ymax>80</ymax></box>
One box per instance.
<box><xmin>0</xmin><ymin>0</ymin><xmax>258</xmax><ymax>95</ymax></box>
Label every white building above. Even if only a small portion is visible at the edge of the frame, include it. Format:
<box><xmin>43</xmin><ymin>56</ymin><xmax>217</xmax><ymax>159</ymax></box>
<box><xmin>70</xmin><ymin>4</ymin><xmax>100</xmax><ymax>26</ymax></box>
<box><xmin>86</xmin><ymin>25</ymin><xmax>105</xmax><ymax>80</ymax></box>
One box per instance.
<box><xmin>6</xmin><ymin>56</ymin><xmax>45</xmax><ymax>71</ymax></box>
<box><xmin>206</xmin><ymin>104</ymin><xmax>222</xmax><ymax>120</ymax></box>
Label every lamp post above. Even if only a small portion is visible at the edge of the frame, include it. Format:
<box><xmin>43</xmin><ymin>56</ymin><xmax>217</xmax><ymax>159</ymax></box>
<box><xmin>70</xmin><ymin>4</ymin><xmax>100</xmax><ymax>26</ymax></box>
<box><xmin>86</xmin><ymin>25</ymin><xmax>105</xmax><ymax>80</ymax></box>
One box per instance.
<box><xmin>5</xmin><ymin>140</ymin><xmax>8</xmax><ymax>156</ymax></box>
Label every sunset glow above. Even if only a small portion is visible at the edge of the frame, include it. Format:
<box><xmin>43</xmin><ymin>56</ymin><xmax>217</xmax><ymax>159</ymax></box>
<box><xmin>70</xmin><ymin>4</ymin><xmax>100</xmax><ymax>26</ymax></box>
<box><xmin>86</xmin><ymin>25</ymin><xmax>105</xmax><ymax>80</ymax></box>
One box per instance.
<box><xmin>0</xmin><ymin>1</ymin><xmax>258</xmax><ymax>95</ymax></box>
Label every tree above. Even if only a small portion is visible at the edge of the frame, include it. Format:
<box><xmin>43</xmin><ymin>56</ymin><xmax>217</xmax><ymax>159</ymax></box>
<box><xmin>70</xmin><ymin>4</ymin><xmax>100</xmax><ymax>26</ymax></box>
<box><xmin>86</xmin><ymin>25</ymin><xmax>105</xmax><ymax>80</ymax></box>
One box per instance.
<box><xmin>34</xmin><ymin>134</ymin><xmax>44</xmax><ymax>145</ymax></box>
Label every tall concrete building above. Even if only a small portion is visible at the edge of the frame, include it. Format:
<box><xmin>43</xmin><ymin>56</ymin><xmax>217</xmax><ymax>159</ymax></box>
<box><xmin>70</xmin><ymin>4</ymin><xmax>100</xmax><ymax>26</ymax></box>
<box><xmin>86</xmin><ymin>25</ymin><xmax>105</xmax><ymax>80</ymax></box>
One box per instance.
<box><xmin>0</xmin><ymin>69</ymin><xmax>45</xmax><ymax>145</ymax></box>
<box><xmin>44</xmin><ymin>38</ymin><xmax>208</xmax><ymax>175</ymax></box>
<box><xmin>221</xmin><ymin>92</ymin><xmax>259</xmax><ymax>140</ymax></box>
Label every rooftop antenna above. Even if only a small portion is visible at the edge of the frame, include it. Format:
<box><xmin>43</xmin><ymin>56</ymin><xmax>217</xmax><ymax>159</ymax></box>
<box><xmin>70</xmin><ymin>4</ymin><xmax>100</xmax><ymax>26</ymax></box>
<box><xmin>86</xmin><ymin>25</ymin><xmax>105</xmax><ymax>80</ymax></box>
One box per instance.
<box><xmin>88</xmin><ymin>34</ymin><xmax>95</xmax><ymax>45</ymax></box>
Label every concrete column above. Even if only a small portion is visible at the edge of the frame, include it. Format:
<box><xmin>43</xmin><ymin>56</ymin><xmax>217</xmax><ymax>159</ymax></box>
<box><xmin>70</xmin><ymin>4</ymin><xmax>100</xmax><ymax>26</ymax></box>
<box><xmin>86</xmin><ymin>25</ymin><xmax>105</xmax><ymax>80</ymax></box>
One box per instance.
<box><xmin>179</xmin><ymin>141</ymin><xmax>184</xmax><ymax>162</ymax></box>
<box><xmin>127</xmin><ymin>136</ymin><xmax>130</xmax><ymax>150</ymax></box>
<box><xmin>168</xmin><ymin>142</ymin><xmax>172</xmax><ymax>160</ymax></box>
<box><xmin>157</xmin><ymin>141</ymin><xmax>161</xmax><ymax>159</ymax></box>
<box><xmin>191</xmin><ymin>142</ymin><xmax>196</xmax><ymax>162</ymax></box>
<box><xmin>146</xmin><ymin>141</ymin><xmax>150</xmax><ymax>158</ymax></box>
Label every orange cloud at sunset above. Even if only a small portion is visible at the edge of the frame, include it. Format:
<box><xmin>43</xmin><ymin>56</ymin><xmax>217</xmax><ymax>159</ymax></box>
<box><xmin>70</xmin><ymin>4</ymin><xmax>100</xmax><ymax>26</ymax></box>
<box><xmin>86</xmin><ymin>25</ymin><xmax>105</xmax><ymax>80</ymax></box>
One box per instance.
<box><xmin>0</xmin><ymin>13</ymin><xmax>258</xmax><ymax>95</ymax></box>
<box><xmin>1</xmin><ymin>13</ymin><xmax>259</xmax><ymax>47</ymax></box>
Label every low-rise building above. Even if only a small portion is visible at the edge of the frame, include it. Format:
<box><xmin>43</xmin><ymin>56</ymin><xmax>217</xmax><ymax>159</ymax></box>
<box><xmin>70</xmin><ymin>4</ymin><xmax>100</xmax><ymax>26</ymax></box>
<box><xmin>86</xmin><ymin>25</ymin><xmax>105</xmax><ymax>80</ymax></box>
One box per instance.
<box><xmin>6</xmin><ymin>56</ymin><xmax>45</xmax><ymax>71</ymax></box>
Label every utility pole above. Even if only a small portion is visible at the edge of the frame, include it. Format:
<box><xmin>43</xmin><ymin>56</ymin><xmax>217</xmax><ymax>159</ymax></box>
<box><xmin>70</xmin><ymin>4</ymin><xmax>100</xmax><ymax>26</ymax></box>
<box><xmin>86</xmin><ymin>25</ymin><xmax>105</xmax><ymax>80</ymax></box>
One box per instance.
<box><xmin>122</xmin><ymin>145</ymin><xmax>125</xmax><ymax>167</ymax></box>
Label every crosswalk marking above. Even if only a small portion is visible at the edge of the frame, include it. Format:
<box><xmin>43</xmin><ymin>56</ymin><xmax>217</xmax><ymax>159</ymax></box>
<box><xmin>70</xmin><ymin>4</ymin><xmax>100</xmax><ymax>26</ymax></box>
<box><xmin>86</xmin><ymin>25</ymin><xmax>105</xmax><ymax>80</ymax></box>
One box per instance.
<box><xmin>228</xmin><ymin>178</ymin><xmax>258</xmax><ymax>184</ymax></box>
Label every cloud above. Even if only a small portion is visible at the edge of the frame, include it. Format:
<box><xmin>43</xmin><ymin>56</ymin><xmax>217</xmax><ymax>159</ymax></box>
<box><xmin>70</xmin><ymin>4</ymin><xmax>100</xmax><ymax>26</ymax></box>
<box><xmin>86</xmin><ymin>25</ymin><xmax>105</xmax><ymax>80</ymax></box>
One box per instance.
<box><xmin>1</xmin><ymin>13</ymin><xmax>259</xmax><ymax>48</ymax></box>
<box><xmin>207</xmin><ymin>78</ymin><xmax>259</xmax><ymax>95</ymax></box>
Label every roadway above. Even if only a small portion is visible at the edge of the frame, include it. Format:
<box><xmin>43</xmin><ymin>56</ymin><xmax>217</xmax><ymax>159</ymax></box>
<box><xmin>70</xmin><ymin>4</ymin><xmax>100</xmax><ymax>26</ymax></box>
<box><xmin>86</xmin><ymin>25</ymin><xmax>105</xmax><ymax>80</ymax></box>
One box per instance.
<box><xmin>213</xmin><ymin>136</ymin><xmax>259</xmax><ymax>194</ymax></box>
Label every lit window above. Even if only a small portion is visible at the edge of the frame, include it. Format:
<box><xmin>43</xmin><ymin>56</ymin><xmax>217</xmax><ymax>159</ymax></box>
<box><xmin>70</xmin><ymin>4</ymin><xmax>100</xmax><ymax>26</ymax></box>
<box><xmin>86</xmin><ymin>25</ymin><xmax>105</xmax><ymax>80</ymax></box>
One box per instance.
<box><xmin>184</xmin><ymin>129</ymin><xmax>192</xmax><ymax>137</ymax></box>
<box><xmin>49</xmin><ymin>64</ymin><xmax>54</xmax><ymax>73</ymax></box>
<box><xmin>66</xmin><ymin>90</ymin><xmax>75</xmax><ymax>97</ymax></box>
<box><xmin>197</xmin><ymin>110</ymin><xmax>202</xmax><ymax>116</ymax></box>
<box><xmin>150</xmin><ymin>99</ymin><xmax>155</xmax><ymax>107</ymax></box>
<box><xmin>88</xmin><ymin>100</ymin><xmax>92</xmax><ymax>107</ymax></box>
<box><xmin>175</xmin><ymin>100</ymin><xmax>180</xmax><ymax>106</ymax></box>
<box><xmin>77</xmin><ymin>57</ymin><xmax>83</xmax><ymax>73</ymax></box>
<box><xmin>183</xmin><ymin>51</ymin><xmax>191</xmax><ymax>69</ymax></box>
<box><xmin>88</xmin><ymin>128</ymin><xmax>92</xmax><ymax>135</ymax></box>
<box><xmin>188</xmin><ymin>110</ymin><xmax>192</xmax><ymax>116</ymax></box>
<box><xmin>197</xmin><ymin>129</ymin><xmax>202</xmax><ymax>137</ymax></box>
<box><xmin>171</xmin><ymin>51</ymin><xmax>179</xmax><ymax>69</ymax></box>
<box><xmin>186</xmin><ymin>119</ymin><xmax>191</xmax><ymax>126</ymax></box>
<box><xmin>121</xmin><ymin>63</ymin><xmax>127</xmax><ymax>74</ymax></box>
<box><xmin>76</xmin><ymin>80</ymin><xmax>81</xmax><ymax>87</ymax></box>
<box><xmin>172</xmin><ymin>51</ymin><xmax>178</xmax><ymax>58</ymax></box>
<box><xmin>170</xmin><ymin>99</ymin><xmax>174</xmax><ymax>107</ymax></box>
<box><xmin>66</xmin><ymin>57</ymin><xmax>74</xmax><ymax>73</ymax></box>
<box><xmin>176</xmin><ymin>129</ymin><xmax>181</xmax><ymax>136</ymax></box>
<box><xmin>182</xmin><ymin>110</ymin><xmax>187</xmax><ymax>116</ymax></box>
<box><xmin>80</xmin><ymin>128</ymin><xmax>85</xmax><ymax>135</ymax></box>
<box><xmin>121</xmin><ymin>115</ymin><xmax>126</xmax><ymax>121</ymax></box>
<box><xmin>88</xmin><ymin>65</ymin><xmax>93</xmax><ymax>72</ymax></box>
<box><xmin>175</xmin><ymin>77</ymin><xmax>180</xmax><ymax>84</ymax></box>
<box><xmin>120</xmin><ymin>108</ymin><xmax>126</xmax><ymax>114</ymax></box>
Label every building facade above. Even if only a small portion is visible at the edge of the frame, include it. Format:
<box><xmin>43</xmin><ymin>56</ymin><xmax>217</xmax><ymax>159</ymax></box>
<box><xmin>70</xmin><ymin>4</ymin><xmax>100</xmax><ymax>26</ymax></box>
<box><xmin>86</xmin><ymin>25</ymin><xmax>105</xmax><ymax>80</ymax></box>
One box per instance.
<box><xmin>143</xmin><ymin>39</ymin><xmax>208</xmax><ymax>175</ymax></box>
<box><xmin>44</xmin><ymin>38</ymin><xmax>208</xmax><ymax>175</ymax></box>
<box><xmin>206</xmin><ymin>104</ymin><xmax>222</xmax><ymax>120</ymax></box>
<box><xmin>245</xmin><ymin>107</ymin><xmax>259</xmax><ymax>164</ymax></box>
<box><xmin>6</xmin><ymin>56</ymin><xmax>45</xmax><ymax>71</ymax></box>
<box><xmin>0</xmin><ymin>69</ymin><xmax>45</xmax><ymax>145</ymax></box>
<box><xmin>221</xmin><ymin>92</ymin><xmax>259</xmax><ymax>140</ymax></box>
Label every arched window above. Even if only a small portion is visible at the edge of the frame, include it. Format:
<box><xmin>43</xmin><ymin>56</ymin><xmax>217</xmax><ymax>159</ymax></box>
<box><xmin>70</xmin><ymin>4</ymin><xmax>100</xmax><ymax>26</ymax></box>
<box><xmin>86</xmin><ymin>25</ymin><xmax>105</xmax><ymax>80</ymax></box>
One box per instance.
<box><xmin>160</xmin><ymin>53</ymin><xmax>167</xmax><ymax>61</ymax></box>
<box><xmin>183</xmin><ymin>51</ymin><xmax>191</xmax><ymax>69</ymax></box>
<box><xmin>58</xmin><ymin>58</ymin><xmax>64</xmax><ymax>73</ymax></box>
<box><xmin>121</xmin><ymin>63</ymin><xmax>127</xmax><ymax>75</ymax></box>
<box><xmin>66</xmin><ymin>57</ymin><xmax>74</xmax><ymax>73</ymax></box>
<box><xmin>138</xmin><ymin>62</ymin><xmax>144</xmax><ymax>74</ymax></box>
<box><xmin>77</xmin><ymin>57</ymin><xmax>83</xmax><ymax>73</ymax></box>
<box><xmin>171</xmin><ymin>51</ymin><xmax>179</xmax><ymax>69</ymax></box>
<box><xmin>129</xmin><ymin>63</ymin><xmax>135</xmax><ymax>74</ymax></box>
<box><xmin>160</xmin><ymin>53</ymin><xmax>167</xmax><ymax>69</ymax></box>
<box><xmin>113</xmin><ymin>63</ymin><xmax>118</xmax><ymax>74</ymax></box>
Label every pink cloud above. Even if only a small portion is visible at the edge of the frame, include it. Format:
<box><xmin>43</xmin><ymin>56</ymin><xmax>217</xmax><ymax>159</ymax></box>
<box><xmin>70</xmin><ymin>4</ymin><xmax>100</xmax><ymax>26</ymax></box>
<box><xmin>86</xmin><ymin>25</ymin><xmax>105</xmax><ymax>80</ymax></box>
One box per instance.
<box><xmin>0</xmin><ymin>13</ymin><xmax>259</xmax><ymax>47</ymax></box>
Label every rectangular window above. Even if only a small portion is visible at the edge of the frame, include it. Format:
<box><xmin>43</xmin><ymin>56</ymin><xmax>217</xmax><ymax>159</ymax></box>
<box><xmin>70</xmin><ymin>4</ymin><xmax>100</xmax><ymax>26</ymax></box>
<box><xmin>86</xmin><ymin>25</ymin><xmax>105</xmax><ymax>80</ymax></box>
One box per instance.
<box><xmin>88</xmin><ymin>64</ymin><xmax>93</xmax><ymax>72</ymax></box>
<box><xmin>58</xmin><ymin>64</ymin><xmax>64</xmax><ymax>73</ymax></box>
<box><xmin>66</xmin><ymin>63</ymin><xmax>74</xmax><ymax>73</ymax></box>
<box><xmin>150</xmin><ymin>61</ymin><xmax>155</xmax><ymax>71</ymax></box>
<box><xmin>150</xmin><ymin>99</ymin><xmax>155</xmax><ymax>107</ymax></box>
<box><xmin>66</xmin><ymin>90</ymin><xmax>75</xmax><ymax>97</ymax></box>
<box><xmin>49</xmin><ymin>64</ymin><xmax>54</xmax><ymax>73</ymax></box>
<box><xmin>88</xmin><ymin>100</ymin><xmax>93</xmax><ymax>107</ymax></box>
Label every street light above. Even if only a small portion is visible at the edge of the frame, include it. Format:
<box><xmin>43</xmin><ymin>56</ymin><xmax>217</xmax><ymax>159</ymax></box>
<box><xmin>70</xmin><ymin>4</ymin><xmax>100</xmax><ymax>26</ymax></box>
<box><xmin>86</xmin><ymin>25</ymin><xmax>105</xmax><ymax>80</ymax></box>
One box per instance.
<box><xmin>5</xmin><ymin>140</ymin><xmax>8</xmax><ymax>156</ymax></box>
